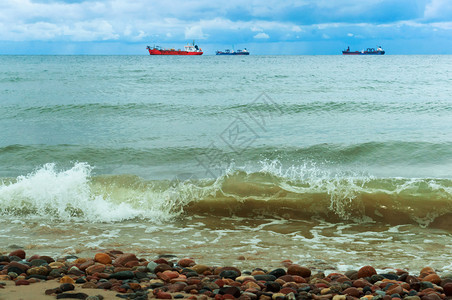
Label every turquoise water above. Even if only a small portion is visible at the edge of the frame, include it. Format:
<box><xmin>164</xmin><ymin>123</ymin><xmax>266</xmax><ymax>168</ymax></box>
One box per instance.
<box><xmin>0</xmin><ymin>55</ymin><xmax>452</xmax><ymax>271</ymax></box>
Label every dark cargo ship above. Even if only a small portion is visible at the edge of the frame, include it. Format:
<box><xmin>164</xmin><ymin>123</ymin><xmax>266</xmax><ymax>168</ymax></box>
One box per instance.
<box><xmin>216</xmin><ymin>48</ymin><xmax>249</xmax><ymax>55</ymax></box>
<box><xmin>342</xmin><ymin>46</ymin><xmax>385</xmax><ymax>55</ymax></box>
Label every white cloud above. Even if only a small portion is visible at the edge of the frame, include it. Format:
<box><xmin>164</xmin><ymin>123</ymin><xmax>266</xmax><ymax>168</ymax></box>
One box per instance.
<box><xmin>292</xmin><ymin>26</ymin><xmax>302</xmax><ymax>32</ymax></box>
<box><xmin>424</xmin><ymin>0</ymin><xmax>452</xmax><ymax>20</ymax></box>
<box><xmin>254</xmin><ymin>32</ymin><xmax>269</xmax><ymax>39</ymax></box>
<box><xmin>184</xmin><ymin>25</ymin><xmax>208</xmax><ymax>39</ymax></box>
<box><xmin>251</xmin><ymin>26</ymin><xmax>263</xmax><ymax>32</ymax></box>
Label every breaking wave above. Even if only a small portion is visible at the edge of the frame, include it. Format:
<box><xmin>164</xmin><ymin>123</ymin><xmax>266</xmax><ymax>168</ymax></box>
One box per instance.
<box><xmin>0</xmin><ymin>162</ymin><xmax>451</xmax><ymax>228</ymax></box>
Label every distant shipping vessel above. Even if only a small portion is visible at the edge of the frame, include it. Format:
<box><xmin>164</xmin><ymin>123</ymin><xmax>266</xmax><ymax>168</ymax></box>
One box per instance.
<box><xmin>216</xmin><ymin>48</ymin><xmax>249</xmax><ymax>55</ymax></box>
<box><xmin>146</xmin><ymin>42</ymin><xmax>203</xmax><ymax>55</ymax></box>
<box><xmin>342</xmin><ymin>46</ymin><xmax>385</xmax><ymax>55</ymax></box>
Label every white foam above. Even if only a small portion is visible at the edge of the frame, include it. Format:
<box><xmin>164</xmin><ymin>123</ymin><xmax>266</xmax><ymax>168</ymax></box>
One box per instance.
<box><xmin>0</xmin><ymin>163</ymin><xmax>172</xmax><ymax>222</ymax></box>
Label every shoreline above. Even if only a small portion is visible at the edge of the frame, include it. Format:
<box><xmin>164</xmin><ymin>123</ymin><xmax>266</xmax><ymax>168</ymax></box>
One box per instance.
<box><xmin>1</xmin><ymin>249</ymin><xmax>452</xmax><ymax>300</ymax></box>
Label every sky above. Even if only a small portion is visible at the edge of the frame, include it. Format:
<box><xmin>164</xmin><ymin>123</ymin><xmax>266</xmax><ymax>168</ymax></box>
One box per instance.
<box><xmin>1</xmin><ymin>0</ymin><xmax>452</xmax><ymax>55</ymax></box>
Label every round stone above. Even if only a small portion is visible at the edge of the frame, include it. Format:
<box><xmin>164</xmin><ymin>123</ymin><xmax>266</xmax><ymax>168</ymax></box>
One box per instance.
<box><xmin>357</xmin><ymin>266</ymin><xmax>377</xmax><ymax>278</ymax></box>
<box><xmin>178</xmin><ymin>258</ymin><xmax>195</xmax><ymax>268</ymax></box>
<box><xmin>286</xmin><ymin>264</ymin><xmax>311</xmax><ymax>278</ymax></box>
<box><xmin>94</xmin><ymin>253</ymin><xmax>112</xmax><ymax>265</ymax></box>
<box><xmin>443</xmin><ymin>283</ymin><xmax>452</xmax><ymax>296</ymax></box>
<box><xmin>147</xmin><ymin>261</ymin><xmax>158</xmax><ymax>272</ymax></box>
<box><xmin>423</xmin><ymin>274</ymin><xmax>441</xmax><ymax>284</ymax></box>
<box><xmin>26</xmin><ymin>266</ymin><xmax>49</xmax><ymax>276</ymax></box>
<box><xmin>191</xmin><ymin>264</ymin><xmax>210</xmax><ymax>274</ymax></box>
<box><xmin>269</xmin><ymin>268</ymin><xmax>286</xmax><ymax>278</ymax></box>
<box><xmin>8</xmin><ymin>249</ymin><xmax>26</xmax><ymax>259</ymax></box>
<box><xmin>30</xmin><ymin>259</ymin><xmax>48</xmax><ymax>267</ymax></box>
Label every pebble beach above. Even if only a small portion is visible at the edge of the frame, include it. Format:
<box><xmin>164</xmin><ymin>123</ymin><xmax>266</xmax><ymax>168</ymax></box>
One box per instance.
<box><xmin>1</xmin><ymin>249</ymin><xmax>452</xmax><ymax>300</ymax></box>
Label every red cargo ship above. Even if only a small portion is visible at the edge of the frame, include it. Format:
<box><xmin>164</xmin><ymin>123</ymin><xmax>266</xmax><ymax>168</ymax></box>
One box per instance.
<box><xmin>146</xmin><ymin>42</ymin><xmax>203</xmax><ymax>55</ymax></box>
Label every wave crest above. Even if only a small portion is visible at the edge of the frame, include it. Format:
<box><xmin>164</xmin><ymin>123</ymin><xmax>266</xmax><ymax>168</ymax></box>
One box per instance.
<box><xmin>1</xmin><ymin>162</ymin><xmax>451</xmax><ymax>228</ymax></box>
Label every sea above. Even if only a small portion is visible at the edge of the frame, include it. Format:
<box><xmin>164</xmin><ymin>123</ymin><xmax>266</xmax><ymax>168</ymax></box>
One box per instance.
<box><xmin>1</xmin><ymin>55</ymin><xmax>452</xmax><ymax>273</ymax></box>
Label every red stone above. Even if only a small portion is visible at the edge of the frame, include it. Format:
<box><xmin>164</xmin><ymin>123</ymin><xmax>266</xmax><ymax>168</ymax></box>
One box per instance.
<box><xmin>421</xmin><ymin>294</ymin><xmax>442</xmax><ymax>300</ymax></box>
<box><xmin>387</xmin><ymin>285</ymin><xmax>403</xmax><ymax>295</ymax></box>
<box><xmin>280</xmin><ymin>287</ymin><xmax>297</xmax><ymax>294</ymax></box>
<box><xmin>357</xmin><ymin>266</ymin><xmax>377</xmax><ymax>278</ymax></box>
<box><xmin>125</xmin><ymin>260</ymin><xmax>140</xmax><ymax>268</ymax></box>
<box><xmin>343</xmin><ymin>287</ymin><xmax>361</xmax><ymax>297</ymax></box>
<box><xmin>8</xmin><ymin>261</ymin><xmax>30</xmax><ymax>272</ymax></box>
<box><xmin>113</xmin><ymin>267</ymin><xmax>131</xmax><ymax>273</ymax></box>
<box><xmin>97</xmin><ymin>272</ymin><xmax>110</xmax><ymax>279</ymax></box>
<box><xmin>292</xmin><ymin>275</ymin><xmax>307</xmax><ymax>283</ymax></box>
<box><xmin>94</xmin><ymin>253</ymin><xmax>112</xmax><ymax>265</ymax></box>
<box><xmin>178</xmin><ymin>258</ymin><xmax>196</xmax><ymax>267</ymax></box>
<box><xmin>423</xmin><ymin>274</ymin><xmax>441</xmax><ymax>284</ymax></box>
<box><xmin>420</xmin><ymin>267</ymin><xmax>435</xmax><ymax>276</ymax></box>
<box><xmin>163</xmin><ymin>271</ymin><xmax>180</xmax><ymax>279</ymax></box>
<box><xmin>157</xmin><ymin>291</ymin><xmax>172</xmax><ymax>299</ymax></box>
<box><xmin>9</xmin><ymin>249</ymin><xmax>26</xmax><ymax>259</ymax></box>
<box><xmin>79</xmin><ymin>259</ymin><xmax>95</xmax><ymax>271</ymax></box>
<box><xmin>215</xmin><ymin>279</ymin><xmax>225</xmax><ymax>288</ymax></box>
<box><xmin>27</xmin><ymin>254</ymin><xmax>40</xmax><ymax>262</ymax></box>
<box><xmin>155</xmin><ymin>264</ymin><xmax>172</xmax><ymax>273</ymax></box>
<box><xmin>114</xmin><ymin>253</ymin><xmax>138</xmax><ymax>266</ymax></box>
<box><xmin>278</xmin><ymin>275</ymin><xmax>294</xmax><ymax>282</ymax></box>
<box><xmin>15</xmin><ymin>279</ymin><xmax>30</xmax><ymax>286</ymax></box>
<box><xmin>39</xmin><ymin>256</ymin><xmax>55</xmax><ymax>263</ymax></box>
<box><xmin>157</xmin><ymin>272</ymin><xmax>170</xmax><ymax>281</ymax></box>
<box><xmin>353</xmin><ymin>278</ymin><xmax>372</xmax><ymax>288</ymax></box>
<box><xmin>286</xmin><ymin>264</ymin><xmax>311</xmax><ymax>277</ymax></box>
<box><xmin>187</xmin><ymin>278</ymin><xmax>201</xmax><ymax>285</ymax></box>
<box><xmin>154</xmin><ymin>258</ymin><xmax>169</xmax><ymax>265</ymax></box>
<box><xmin>443</xmin><ymin>283</ymin><xmax>452</xmax><ymax>296</ymax></box>
<box><xmin>85</xmin><ymin>264</ymin><xmax>106</xmax><ymax>275</ymax></box>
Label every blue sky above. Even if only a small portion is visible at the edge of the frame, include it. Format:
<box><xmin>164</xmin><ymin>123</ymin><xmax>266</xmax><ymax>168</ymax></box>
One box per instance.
<box><xmin>1</xmin><ymin>0</ymin><xmax>452</xmax><ymax>54</ymax></box>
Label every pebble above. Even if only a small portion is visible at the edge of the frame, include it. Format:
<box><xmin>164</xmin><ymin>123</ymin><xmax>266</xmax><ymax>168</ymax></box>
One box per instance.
<box><xmin>178</xmin><ymin>258</ymin><xmax>195</xmax><ymax>268</ymax></box>
<box><xmin>30</xmin><ymin>259</ymin><xmax>48</xmax><ymax>267</ymax></box>
<box><xmin>8</xmin><ymin>249</ymin><xmax>26</xmax><ymax>259</ymax></box>
<box><xmin>147</xmin><ymin>261</ymin><xmax>158</xmax><ymax>272</ymax></box>
<box><xmin>286</xmin><ymin>264</ymin><xmax>311</xmax><ymax>277</ymax></box>
<box><xmin>94</xmin><ymin>253</ymin><xmax>112</xmax><ymax>265</ymax></box>
<box><xmin>191</xmin><ymin>264</ymin><xmax>211</xmax><ymax>274</ymax></box>
<box><xmin>254</xmin><ymin>274</ymin><xmax>277</xmax><ymax>281</ymax></box>
<box><xmin>56</xmin><ymin>292</ymin><xmax>89</xmax><ymax>299</ymax></box>
<box><xmin>60</xmin><ymin>283</ymin><xmax>75</xmax><ymax>291</ymax></box>
<box><xmin>114</xmin><ymin>253</ymin><xmax>138</xmax><ymax>266</ymax></box>
<box><xmin>109</xmin><ymin>270</ymin><xmax>134</xmax><ymax>280</ymax></box>
<box><xmin>358</xmin><ymin>266</ymin><xmax>377</xmax><ymax>278</ymax></box>
<box><xmin>27</xmin><ymin>266</ymin><xmax>49</xmax><ymax>276</ymax></box>
<box><xmin>15</xmin><ymin>279</ymin><xmax>30</xmax><ymax>286</ymax></box>
<box><xmin>4</xmin><ymin>251</ymin><xmax>452</xmax><ymax>300</ymax></box>
<box><xmin>60</xmin><ymin>275</ymin><xmax>76</xmax><ymax>284</ymax></box>
<box><xmin>85</xmin><ymin>264</ymin><xmax>106</xmax><ymax>275</ymax></box>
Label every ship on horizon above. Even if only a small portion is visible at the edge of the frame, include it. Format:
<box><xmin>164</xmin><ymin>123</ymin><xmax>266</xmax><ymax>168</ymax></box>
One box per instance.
<box><xmin>146</xmin><ymin>41</ymin><xmax>203</xmax><ymax>55</ymax></box>
<box><xmin>342</xmin><ymin>46</ymin><xmax>385</xmax><ymax>55</ymax></box>
<box><xmin>216</xmin><ymin>48</ymin><xmax>249</xmax><ymax>55</ymax></box>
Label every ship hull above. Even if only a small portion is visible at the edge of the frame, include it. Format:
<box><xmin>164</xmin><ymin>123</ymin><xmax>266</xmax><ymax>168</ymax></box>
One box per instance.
<box><xmin>148</xmin><ymin>49</ymin><xmax>203</xmax><ymax>55</ymax></box>
<box><xmin>342</xmin><ymin>51</ymin><xmax>385</xmax><ymax>55</ymax></box>
<box><xmin>216</xmin><ymin>53</ymin><xmax>250</xmax><ymax>55</ymax></box>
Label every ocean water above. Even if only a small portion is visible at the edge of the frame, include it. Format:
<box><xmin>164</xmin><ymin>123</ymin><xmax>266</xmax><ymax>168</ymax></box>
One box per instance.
<box><xmin>1</xmin><ymin>55</ymin><xmax>452</xmax><ymax>273</ymax></box>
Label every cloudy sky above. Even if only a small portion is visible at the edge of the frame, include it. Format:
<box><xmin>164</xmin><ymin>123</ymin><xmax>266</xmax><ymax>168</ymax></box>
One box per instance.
<box><xmin>1</xmin><ymin>0</ymin><xmax>452</xmax><ymax>54</ymax></box>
